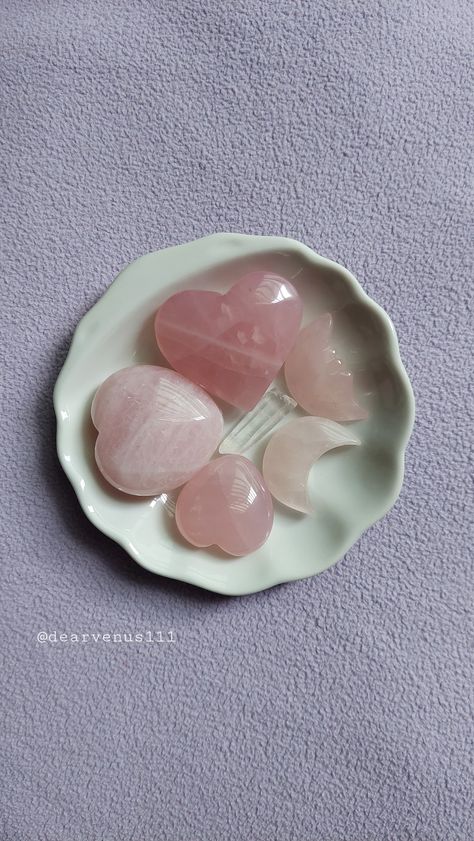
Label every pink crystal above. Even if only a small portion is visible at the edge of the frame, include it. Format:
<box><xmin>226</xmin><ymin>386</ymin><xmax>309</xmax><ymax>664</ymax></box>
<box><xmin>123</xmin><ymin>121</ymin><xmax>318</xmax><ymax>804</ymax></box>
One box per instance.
<box><xmin>154</xmin><ymin>272</ymin><xmax>303</xmax><ymax>411</ymax></box>
<box><xmin>175</xmin><ymin>455</ymin><xmax>274</xmax><ymax>556</ymax></box>
<box><xmin>284</xmin><ymin>313</ymin><xmax>368</xmax><ymax>421</ymax></box>
<box><xmin>262</xmin><ymin>416</ymin><xmax>361</xmax><ymax>514</ymax></box>
<box><xmin>91</xmin><ymin>365</ymin><xmax>223</xmax><ymax>495</ymax></box>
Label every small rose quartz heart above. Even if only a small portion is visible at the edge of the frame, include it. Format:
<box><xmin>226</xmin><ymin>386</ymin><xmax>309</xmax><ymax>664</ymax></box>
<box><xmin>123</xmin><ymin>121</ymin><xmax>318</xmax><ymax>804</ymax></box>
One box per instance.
<box><xmin>155</xmin><ymin>272</ymin><xmax>303</xmax><ymax>411</ymax></box>
<box><xmin>91</xmin><ymin>365</ymin><xmax>223</xmax><ymax>495</ymax></box>
<box><xmin>175</xmin><ymin>455</ymin><xmax>274</xmax><ymax>556</ymax></box>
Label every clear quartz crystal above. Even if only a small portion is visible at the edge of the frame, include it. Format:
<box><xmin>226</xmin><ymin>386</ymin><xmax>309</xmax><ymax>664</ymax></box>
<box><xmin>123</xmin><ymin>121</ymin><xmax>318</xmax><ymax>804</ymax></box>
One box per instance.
<box><xmin>219</xmin><ymin>388</ymin><xmax>297</xmax><ymax>455</ymax></box>
<box><xmin>158</xmin><ymin>492</ymin><xmax>177</xmax><ymax>517</ymax></box>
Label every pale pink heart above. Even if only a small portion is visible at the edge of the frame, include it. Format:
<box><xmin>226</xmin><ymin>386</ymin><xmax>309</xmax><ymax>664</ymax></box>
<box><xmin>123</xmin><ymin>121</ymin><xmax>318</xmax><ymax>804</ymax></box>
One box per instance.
<box><xmin>262</xmin><ymin>416</ymin><xmax>361</xmax><ymax>514</ymax></box>
<box><xmin>91</xmin><ymin>365</ymin><xmax>223</xmax><ymax>496</ymax></box>
<box><xmin>175</xmin><ymin>455</ymin><xmax>274</xmax><ymax>556</ymax></box>
<box><xmin>284</xmin><ymin>313</ymin><xmax>368</xmax><ymax>421</ymax></box>
<box><xmin>154</xmin><ymin>271</ymin><xmax>303</xmax><ymax>411</ymax></box>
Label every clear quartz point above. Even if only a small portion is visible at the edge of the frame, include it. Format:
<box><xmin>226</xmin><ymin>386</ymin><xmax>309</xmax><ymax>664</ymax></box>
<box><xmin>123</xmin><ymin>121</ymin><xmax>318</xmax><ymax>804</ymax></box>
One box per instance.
<box><xmin>158</xmin><ymin>492</ymin><xmax>177</xmax><ymax>517</ymax></box>
<box><xmin>219</xmin><ymin>388</ymin><xmax>297</xmax><ymax>455</ymax></box>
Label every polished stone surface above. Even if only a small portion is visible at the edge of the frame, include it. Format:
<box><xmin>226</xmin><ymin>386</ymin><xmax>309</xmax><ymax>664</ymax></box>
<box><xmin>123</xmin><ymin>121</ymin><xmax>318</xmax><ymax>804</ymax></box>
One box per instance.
<box><xmin>155</xmin><ymin>271</ymin><xmax>303</xmax><ymax>410</ymax></box>
<box><xmin>91</xmin><ymin>365</ymin><xmax>223</xmax><ymax>495</ymax></box>
<box><xmin>285</xmin><ymin>313</ymin><xmax>368</xmax><ymax>421</ymax></box>
<box><xmin>175</xmin><ymin>455</ymin><xmax>274</xmax><ymax>556</ymax></box>
<box><xmin>263</xmin><ymin>416</ymin><xmax>360</xmax><ymax>513</ymax></box>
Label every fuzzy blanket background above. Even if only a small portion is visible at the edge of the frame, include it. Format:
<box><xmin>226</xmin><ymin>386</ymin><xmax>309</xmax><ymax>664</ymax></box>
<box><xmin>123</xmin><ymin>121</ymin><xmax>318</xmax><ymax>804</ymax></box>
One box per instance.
<box><xmin>1</xmin><ymin>1</ymin><xmax>472</xmax><ymax>839</ymax></box>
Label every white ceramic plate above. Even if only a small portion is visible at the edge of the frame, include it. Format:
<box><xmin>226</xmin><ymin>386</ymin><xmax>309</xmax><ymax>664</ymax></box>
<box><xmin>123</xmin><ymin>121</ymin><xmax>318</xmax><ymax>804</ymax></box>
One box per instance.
<box><xmin>54</xmin><ymin>233</ymin><xmax>414</xmax><ymax>595</ymax></box>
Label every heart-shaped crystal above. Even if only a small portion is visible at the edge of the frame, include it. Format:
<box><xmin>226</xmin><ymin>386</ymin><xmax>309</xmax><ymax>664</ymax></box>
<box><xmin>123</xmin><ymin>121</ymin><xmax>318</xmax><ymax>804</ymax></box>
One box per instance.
<box><xmin>91</xmin><ymin>365</ymin><xmax>223</xmax><ymax>495</ymax></box>
<box><xmin>155</xmin><ymin>272</ymin><xmax>303</xmax><ymax>411</ymax></box>
<box><xmin>175</xmin><ymin>455</ymin><xmax>274</xmax><ymax>556</ymax></box>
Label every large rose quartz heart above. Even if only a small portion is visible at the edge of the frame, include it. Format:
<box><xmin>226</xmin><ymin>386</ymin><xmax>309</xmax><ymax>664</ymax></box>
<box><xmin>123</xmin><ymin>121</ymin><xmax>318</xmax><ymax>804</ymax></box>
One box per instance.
<box><xmin>154</xmin><ymin>272</ymin><xmax>303</xmax><ymax>411</ymax></box>
<box><xmin>175</xmin><ymin>455</ymin><xmax>274</xmax><ymax>556</ymax></box>
<box><xmin>91</xmin><ymin>365</ymin><xmax>223</xmax><ymax>495</ymax></box>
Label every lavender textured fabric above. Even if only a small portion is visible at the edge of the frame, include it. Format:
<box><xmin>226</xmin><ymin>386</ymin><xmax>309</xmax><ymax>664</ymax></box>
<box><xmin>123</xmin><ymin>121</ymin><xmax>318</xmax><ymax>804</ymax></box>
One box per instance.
<box><xmin>1</xmin><ymin>1</ymin><xmax>472</xmax><ymax>839</ymax></box>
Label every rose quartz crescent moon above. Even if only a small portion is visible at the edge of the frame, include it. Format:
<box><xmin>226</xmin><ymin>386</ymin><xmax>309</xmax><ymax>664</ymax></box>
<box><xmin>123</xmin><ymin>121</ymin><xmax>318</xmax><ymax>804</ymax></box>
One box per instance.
<box><xmin>91</xmin><ymin>365</ymin><xmax>223</xmax><ymax>496</ymax></box>
<box><xmin>284</xmin><ymin>313</ymin><xmax>368</xmax><ymax>421</ymax></box>
<box><xmin>154</xmin><ymin>271</ymin><xmax>303</xmax><ymax>411</ymax></box>
<box><xmin>175</xmin><ymin>455</ymin><xmax>274</xmax><ymax>556</ymax></box>
<box><xmin>262</xmin><ymin>415</ymin><xmax>361</xmax><ymax>514</ymax></box>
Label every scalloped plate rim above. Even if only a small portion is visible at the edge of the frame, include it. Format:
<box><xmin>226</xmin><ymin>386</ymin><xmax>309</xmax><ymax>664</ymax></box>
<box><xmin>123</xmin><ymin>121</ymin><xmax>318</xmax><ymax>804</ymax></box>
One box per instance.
<box><xmin>53</xmin><ymin>232</ymin><xmax>415</xmax><ymax>596</ymax></box>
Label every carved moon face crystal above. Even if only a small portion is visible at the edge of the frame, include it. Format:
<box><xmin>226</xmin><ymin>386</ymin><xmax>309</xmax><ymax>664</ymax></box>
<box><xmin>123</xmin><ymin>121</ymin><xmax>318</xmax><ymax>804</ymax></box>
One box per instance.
<box><xmin>285</xmin><ymin>313</ymin><xmax>368</xmax><ymax>421</ymax></box>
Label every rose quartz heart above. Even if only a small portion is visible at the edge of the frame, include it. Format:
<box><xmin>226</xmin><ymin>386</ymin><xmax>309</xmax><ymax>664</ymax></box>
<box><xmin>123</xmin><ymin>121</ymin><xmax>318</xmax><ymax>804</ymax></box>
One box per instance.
<box><xmin>91</xmin><ymin>365</ymin><xmax>223</xmax><ymax>495</ymax></box>
<box><xmin>175</xmin><ymin>455</ymin><xmax>274</xmax><ymax>556</ymax></box>
<box><xmin>154</xmin><ymin>272</ymin><xmax>303</xmax><ymax>411</ymax></box>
